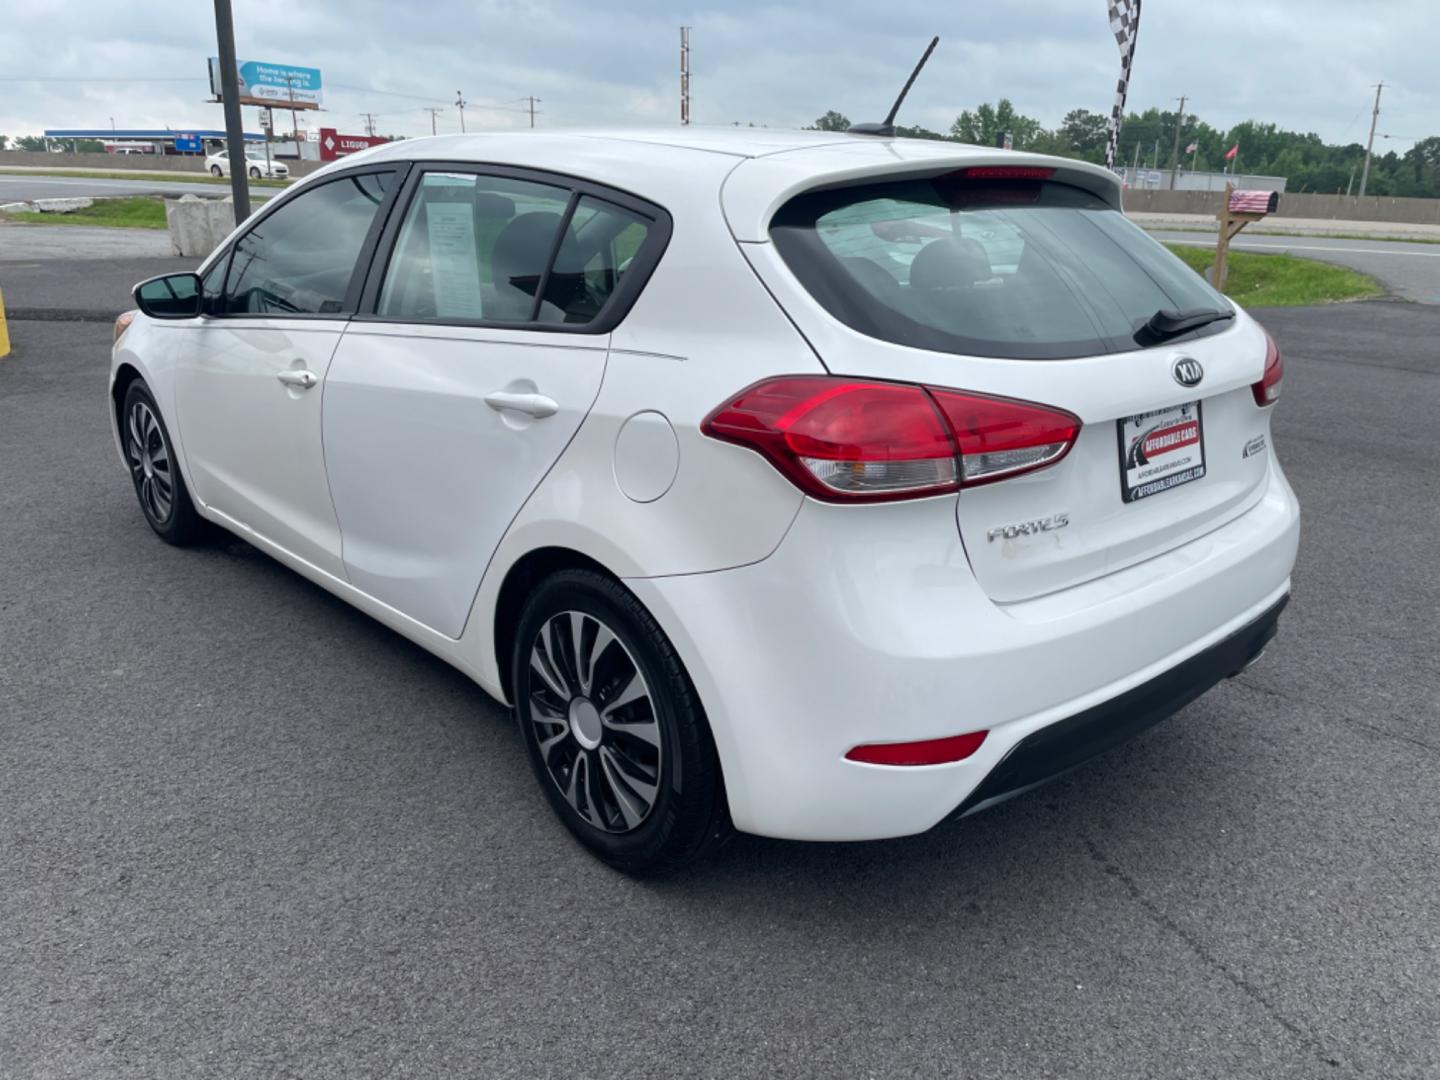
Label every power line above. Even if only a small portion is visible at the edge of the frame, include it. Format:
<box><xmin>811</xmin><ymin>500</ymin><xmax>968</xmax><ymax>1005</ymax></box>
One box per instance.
<box><xmin>0</xmin><ymin>76</ymin><xmax>204</xmax><ymax>83</ymax></box>
<box><xmin>328</xmin><ymin>81</ymin><xmax>529</xmax><ymax>112</ymax></box>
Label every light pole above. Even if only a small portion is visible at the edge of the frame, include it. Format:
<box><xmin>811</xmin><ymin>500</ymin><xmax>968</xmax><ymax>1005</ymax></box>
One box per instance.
<box><xmin>1358</xmin><ymin>82</ymin><xmax>1384</xmax><ymax>198</ymax></box>
<box><xmin>211</xmin><ymin>0</ymin><xmax>250</xmax><ymax>221</ymax></box>
<box><xmin>1168</xmin><ymin>95</ymin><xmax>1187</xmax><ymax>189</ymax></box>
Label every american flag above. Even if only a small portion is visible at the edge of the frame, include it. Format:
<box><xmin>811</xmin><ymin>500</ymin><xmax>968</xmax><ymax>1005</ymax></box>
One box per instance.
<box><xmin>1104</xmin><ymin>0</ymin><xmax>1142</xmax><ymax>170</ymax></box>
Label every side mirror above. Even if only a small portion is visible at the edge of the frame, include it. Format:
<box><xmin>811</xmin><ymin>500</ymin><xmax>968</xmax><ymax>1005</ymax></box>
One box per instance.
<box><xmin>134</xmin><ymin>272</ymin><xmax>203</xmax><ymax>319</ymax></box>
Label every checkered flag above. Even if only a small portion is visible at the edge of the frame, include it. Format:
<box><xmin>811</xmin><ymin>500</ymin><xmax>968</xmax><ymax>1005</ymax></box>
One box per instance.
<box><xmin>1105</xmin><ymin>0</ymin><xmax>1142</xmax><ymax>170</ymax></box>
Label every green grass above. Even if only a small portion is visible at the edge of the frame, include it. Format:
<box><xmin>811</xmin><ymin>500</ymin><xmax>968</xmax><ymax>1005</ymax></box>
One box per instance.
<box><xmin>1148</xmin><ymin>225</ymin><xmax>1440</xmax><ymax>246</ymax></box>
<box><xmin>1165</xmin><ymin>243</ymin><xmax>1385</xmax><ymax>307</ymax></box>
<box><xmin>0</xmin><ymin>167</ymin><xmax>291</xmax><ymax>188</ymax></box>
<box><xmin>0</xmin><ymin>195</ymin><xmax>170</xmax><ymax>229</ymax></box>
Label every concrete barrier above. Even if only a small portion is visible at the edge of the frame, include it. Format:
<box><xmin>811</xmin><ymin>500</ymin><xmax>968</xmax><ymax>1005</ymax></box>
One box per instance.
<box><xmin>165</xmin><ymin>194</ymin><xmax>238</xmax><ymax>258</ymax></box>
<box><xmin>1122</xmin><ymin>188</ymin><xmax>1440</xmax><ymax>225</ymax></box>
<box><xmin>31</xmin><ymin>197</ymin><xmax>95</xmax><ymax>213</ymax></box>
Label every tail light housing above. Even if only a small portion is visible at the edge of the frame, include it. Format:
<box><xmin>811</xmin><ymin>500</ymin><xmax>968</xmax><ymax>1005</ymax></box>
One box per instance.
<box><xmin>928</xmin><ymin>389</ymin><xmax>1081</xmax><ymax>486</ymax></box>
<box><xmin>1252</xmin><ymin>332</ymin><xmax>1283</xmax><ymax>407</ymax></box>
<box><xmin>701</xmin><ymin>376</ymin><xmax>1081</xmax><ymax>502</ymax></box>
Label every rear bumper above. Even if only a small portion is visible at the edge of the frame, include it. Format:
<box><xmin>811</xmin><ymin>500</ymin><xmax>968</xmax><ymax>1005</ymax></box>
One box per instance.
<box><xmin>626</xmin><ymin>457</ymin><xmax>1300</xmax><ymax>841</ymax></box>
<box><xmin>953</xmin><ymin>592</ymin><xmax>1286</xmax><ymax>819</ymax></box>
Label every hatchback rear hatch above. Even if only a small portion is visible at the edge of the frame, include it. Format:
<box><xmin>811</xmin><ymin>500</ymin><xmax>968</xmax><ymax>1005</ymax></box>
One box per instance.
<box><xmin>724</xmin><ymin>146</ymin><xmax>1281</xmax><ymax>603</ymax></box>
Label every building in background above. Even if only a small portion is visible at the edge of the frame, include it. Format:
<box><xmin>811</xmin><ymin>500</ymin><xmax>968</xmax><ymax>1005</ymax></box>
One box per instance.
<box><xmin>42</xmin><ymin>129</ymin><xmax>266</xmax><ymax>156</ymax></box>
<box><xmin>1116</xmin><ymin>166</ymin><xmax>1287</xmax><ymax>193</ymax></box>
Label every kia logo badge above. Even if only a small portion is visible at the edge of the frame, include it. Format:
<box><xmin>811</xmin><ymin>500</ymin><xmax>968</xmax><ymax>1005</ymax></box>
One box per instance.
<box><xmin>1172</xmin><ymin>358</ymin><xmax>1204</xmax><ymax>388</ymax></box>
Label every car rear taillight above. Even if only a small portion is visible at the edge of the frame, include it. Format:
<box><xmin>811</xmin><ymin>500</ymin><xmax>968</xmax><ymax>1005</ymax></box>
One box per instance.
<box><xmin>1252</xmin><ymin>331</ymin><xmax>1283</xmax><ymax>407</ymax></box>
<box><xmin>700</xmin><ymin>377</ymin><xmax>958</xmax><ymax>501</ymax></box>
<box><xmin>928</xmin><ymin>390</ymin><xmax>1082</xmax><ymax>486</ymax></box>
<box><xmin>701</xmin><ymin>377</ymin><xmax>1081</xmax><ymax>502</ymax></box>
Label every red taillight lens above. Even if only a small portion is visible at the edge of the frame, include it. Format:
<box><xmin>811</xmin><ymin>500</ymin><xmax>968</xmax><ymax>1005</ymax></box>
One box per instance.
<box><xmin>928</xmin><ymin>390</ymin><xmax>1082</xmax><ymax>486</ymax></box>
<box><xmin>701</xmin><ymin>377</ymin><xmax>959</xmax><ymax>501</ymax></box>
<box><xmin>845</xmin><ymin>730</ymin><xmax>989</xmax><ymax>766</ymax></box>
<box><xmin>1252</xmin><ymin>331</ymin><xmax>1283</xmax><ymax>407</ymax></box>
<box><xmin>702</xmin><ymin>377</ymin><xmax>1082</xmax><ymax>501</ymax></box>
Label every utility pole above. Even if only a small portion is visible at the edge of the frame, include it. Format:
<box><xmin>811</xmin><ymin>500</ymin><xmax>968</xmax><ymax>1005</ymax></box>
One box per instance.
<box><xmin>423</xmin><ymin>107</ymin><xmax>442</xmax><ymax>136</ymax></box>
<box><xmin>525</xmin><ymin>96</ymin><xmax>540</xmax><ymax>129</ymax></box>
<box><xmin>1358</xmin><ymin>82</ymin><xmax>1384</xmax><ymax>198</ymax></box>
<box><xmin>211</xmin><ymin>0</ymin><xmax>250</xmax><ymax>221</ymax></box>
<box><xmin>285</xmin><ymin>73</ymin><xmax>299</xmax><ymax>146</ymax></box>
<box><xmin>1168</xmin><ymin>95</ymin><xmax>1187</xmax><ymax>189</ymax></box>
<box><xmin>680</xmin><ymin>26</ymin><xmax>691</xmax><ymax>125</ymax></box>
<box><xmin>361</xmin><ymin>112</ymin><xmax>377</xmax><ymax>137</ymax></box>
<box><xmin>455</xmin><ymin>90</ymin><xmax>467</xmax><ymax>134</ymax></box>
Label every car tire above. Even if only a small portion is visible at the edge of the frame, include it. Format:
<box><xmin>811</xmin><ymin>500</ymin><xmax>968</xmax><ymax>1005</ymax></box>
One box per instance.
<box><xmin>121</xmin><ymin>381</ymin><xmax>204</xmax><ymax>546</ymax></box>
<box><xmin>249</xmin><ymin>167</ymin><xmax>261</xmax><ymax>179</ymax></box>
<box><xmin>210</xmin><ymin>164</ymin><xmax>223</xmax><ymax>177</ymax></box>
<box><xmin>511</xmin><ymin>569</ymin><xmax>732</xmax><ymax>875</ymax></box>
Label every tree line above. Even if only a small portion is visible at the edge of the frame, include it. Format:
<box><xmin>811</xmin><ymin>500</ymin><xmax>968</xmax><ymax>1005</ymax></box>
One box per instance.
<box><xmin>812</xmin><ymin>103</ymin><xmax>1440</xmax><ymax>199</ymax></box>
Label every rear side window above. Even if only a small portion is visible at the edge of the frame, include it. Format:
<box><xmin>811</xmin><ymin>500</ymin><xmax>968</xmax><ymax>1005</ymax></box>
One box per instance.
<box><xmin>376</xmin><ymin>171</ymin><xmax>663</xmax><ymax>329</ymax></box>
<box><xmin>771</xmin><ymin>176</ymin><xmax>1231</xmax><ymax>360</ymax></box>
<box><xmin>221</xmin><ymin>171</ymin><xmax>394</xmax><ymax>315</ymax></box>
<box><xmin>379</xmin><ymin>172</ymin><xmax>573</xmax><ymax>322</ymax></box>
<box><xmin>535</xmin><ymin>196</ymin><xmax>653</xmax><ymax>325</ymax></box>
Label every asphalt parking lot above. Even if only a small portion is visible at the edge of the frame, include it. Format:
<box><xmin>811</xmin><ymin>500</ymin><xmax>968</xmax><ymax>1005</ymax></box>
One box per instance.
<box><xmin>2</xmin><ymin>287</ymin><xmax>1438</xmax><ymax>1077</ymax></box>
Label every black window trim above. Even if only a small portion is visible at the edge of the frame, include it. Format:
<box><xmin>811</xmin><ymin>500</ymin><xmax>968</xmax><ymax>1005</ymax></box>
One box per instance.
<box><xmin>204</xmin><ymin>161</ymin><xmax>411</xmax><ymax>321</ymax></box>
<box><xmin>351</xmin><ymin>159</ymin><xmax>674</xmax><ymax>336</ymax></box>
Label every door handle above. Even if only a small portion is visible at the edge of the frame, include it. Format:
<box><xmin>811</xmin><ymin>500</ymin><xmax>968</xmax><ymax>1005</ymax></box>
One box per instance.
<box><xmin>484</xmin><ymin>391</ymin><xmax>559</xmax><ymax>419</ymax></box>
<box><xmin>276</xmin><ymin>369</ymin><xmax>319</xmax><ymax>390</ymax></box>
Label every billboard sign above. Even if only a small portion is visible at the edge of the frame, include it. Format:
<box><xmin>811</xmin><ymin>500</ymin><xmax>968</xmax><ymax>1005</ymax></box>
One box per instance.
<box><xmin>173</xmin><ymin>132</ymin><xmax>203</xmax><ymax>153</ymax></box>
<box><xmin>318</xmin><ymin>128</ymin><xmax>388</xmax><ymax>161</ymax></box>
<box><xmin>209</xmin><ymin>58</ymin><xmax>323</xmax><ymax>109</ymax></box>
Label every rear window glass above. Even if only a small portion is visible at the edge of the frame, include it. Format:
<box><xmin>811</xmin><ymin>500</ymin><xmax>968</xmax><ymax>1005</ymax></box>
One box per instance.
<box><xmin>771</xmin><ymin>176</ymin><xmax>1231</xmax><ymax>360</ymax></box>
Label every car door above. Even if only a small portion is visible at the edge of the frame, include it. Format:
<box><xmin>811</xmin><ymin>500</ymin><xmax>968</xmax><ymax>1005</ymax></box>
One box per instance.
<box><xmin>322</xmin><ymin>166</ymin><xmax>666</xmax><ymax>638</ymax></box>
<box><xmin>173</xmin><ymin>167</ymin><xmax>402</xmax><ymax>579</ymax></box>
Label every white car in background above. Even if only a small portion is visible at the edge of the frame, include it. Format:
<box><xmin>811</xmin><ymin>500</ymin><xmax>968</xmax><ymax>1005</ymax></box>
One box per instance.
<box><xmin>111</xmin><ymin>129</ymin><xmax>1298</xmax><ymax>874</ymax></box>
<box><xmin>204</xmin><ymin>147</ymin><xmax>289</xmax><ymax>179</ymax></box>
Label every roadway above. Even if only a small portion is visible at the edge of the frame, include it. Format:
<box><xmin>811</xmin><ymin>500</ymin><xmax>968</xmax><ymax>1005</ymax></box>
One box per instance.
<box><xmin>1</xmin><ymin>257</ymin><xmax>1438</xmax><ymax>1077</ymax></box>
<box><xmin>1151</xmin><ymin>229</ymin><xmax>1440</xmax><ymax>305</ymax></box>
<box><xmin>0</xmin><ymin>172</ymin><xmax>242</xmax><ymax>202</ymax></box>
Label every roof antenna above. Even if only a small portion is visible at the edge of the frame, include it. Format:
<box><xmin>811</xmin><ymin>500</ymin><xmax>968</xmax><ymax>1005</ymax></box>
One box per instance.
<box><xmin>848</xmin><ymin>36</ymin><xmax>939</xmax><ymax>138</ymax></box>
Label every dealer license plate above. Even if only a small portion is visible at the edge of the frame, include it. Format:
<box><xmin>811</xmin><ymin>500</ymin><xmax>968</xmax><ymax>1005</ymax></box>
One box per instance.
<box><xmin>1117</xmin><ymin>401</ymin><xmax>1206</xmax><ymax>503</ymax></box>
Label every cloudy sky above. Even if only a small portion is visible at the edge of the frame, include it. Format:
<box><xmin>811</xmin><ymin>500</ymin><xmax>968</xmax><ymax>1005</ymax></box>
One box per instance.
<box><xmin>0</xmin><ymin>1</ymin><xmax>1433</xmax><ymax>151</ymax></box>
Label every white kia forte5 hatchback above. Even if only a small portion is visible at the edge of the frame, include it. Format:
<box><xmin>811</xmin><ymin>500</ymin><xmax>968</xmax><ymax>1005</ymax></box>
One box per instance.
<box><xmin>112</xmin><ymin>129</ymin><xmax>1299</xmax><ymax>873</ymax></box>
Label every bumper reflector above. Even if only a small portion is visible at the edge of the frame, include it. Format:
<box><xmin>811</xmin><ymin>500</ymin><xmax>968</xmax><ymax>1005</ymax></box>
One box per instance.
<box><xmin>845</xmin><ymin>730</ymin><xmax>988</xmax><ymax>767</ymax></box>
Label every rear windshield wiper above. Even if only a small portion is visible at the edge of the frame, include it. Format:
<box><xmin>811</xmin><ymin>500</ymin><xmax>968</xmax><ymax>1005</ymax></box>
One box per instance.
<box><xmin>1138</xmin><ymin>306</ymin><xmax>1235</xmax><ymax>344</ymax></box>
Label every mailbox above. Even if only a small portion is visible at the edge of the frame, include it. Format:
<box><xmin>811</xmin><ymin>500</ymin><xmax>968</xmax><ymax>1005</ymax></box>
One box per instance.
<box><xmin>1227</xmin><ymin>189</ymin><xmax>1280</xmax><ymax>215</ymax></box>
